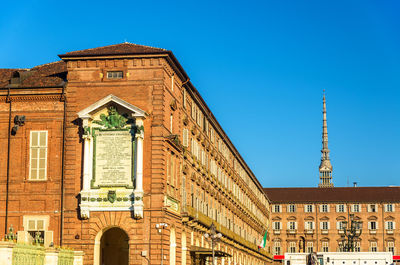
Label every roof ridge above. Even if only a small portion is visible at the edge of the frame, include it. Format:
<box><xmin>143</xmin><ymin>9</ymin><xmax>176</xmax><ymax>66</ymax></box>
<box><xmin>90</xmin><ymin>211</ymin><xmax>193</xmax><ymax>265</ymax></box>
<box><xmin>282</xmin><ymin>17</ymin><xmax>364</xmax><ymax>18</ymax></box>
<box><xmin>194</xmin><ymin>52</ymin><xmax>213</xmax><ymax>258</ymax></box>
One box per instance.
<box><xmin>31</xmin><ymin>60</ymin><xmax>64</xmax><ymax>70</ymax></box>
<box><xmin>63</xmin><ymin>42</ymin><xmax>166</xmax><ymax>56</ymax></box>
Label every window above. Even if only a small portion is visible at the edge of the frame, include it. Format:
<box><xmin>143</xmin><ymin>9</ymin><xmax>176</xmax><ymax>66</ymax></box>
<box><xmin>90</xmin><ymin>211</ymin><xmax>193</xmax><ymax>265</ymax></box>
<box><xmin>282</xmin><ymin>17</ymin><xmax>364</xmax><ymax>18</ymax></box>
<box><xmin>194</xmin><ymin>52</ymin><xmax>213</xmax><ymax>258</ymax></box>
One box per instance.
<box><xmin>288</xmin><ymin>221</ymin><xmax>297</xmax><ymax>230</ymax></box>
<box><xmin>170</xmin><ymin>114</ymin><xmax>173</xmax><ymax>132</ymax></box>
<box><xmin>273</xmin><ymin>222</ymin><xmax>281</xmax><ymax>230</ymax></box>
<box><xmin>23</xmin><ymin>216</ymin><xmax>52</xmax><ymax>246</ymax></box>
<box><xmin>182</xmin><ymin>129</ymin><xmax>189</xmax><ymax>147</ymax></box>
<box><xmin>322</xmin><ymin>241</ymin><xmax>329</xmax><ymax>252</ymax></box>
<box><xmin>288</xmin><ymin>204</ymin><xmax>296</xmax><ymax>213</ymax></box>
<box><xmin>369</xmin><ymin>221</ymin><xmax>377</xmax><ymax>230</ymax></box>
<box><xmin>385</xmin><ymin>204</ymin><xmax>394</xmax><ymax>212</ymax></box>
<box><xmin>321</xmin><ymin>221</ymin><xmax>329</xmax><ymax>230</ymax></box>
<box><xmin>352</xmin><ymin>204</ymin><xmax>360</xmax><ymax>213</ymax></box>
<box><xmin>306</xmin><ymin>242</ymin><xmax>313</xmax><ymax>253</ymax></box>
<box><xmin>320</xmin><ymin>204</ymin><xmax>329</xmax><ymax>213</ymax></box>
<box><xmin>305</xmin><ymin>204</ymin><xmax>313</xmax><ymax>213</ymax></box>
<box><xmin>29</xmin><ymin>131</ymin><xmax>48</xmax><ymax>180</ymax></box>
<box><xmin>337</xmin><ymin>204</ymin><xmax>346</xmax><ymax>213</ymax></box>
<box><xmin>388</xmin><ymin>242</ymin><xmax>395</xmax><ymax>254</ymax></box>
<box><xmin>274</xmin><ymin>205</ymin><xmax>281</xmax><ymax>213</ymax></box>
<box><xmin>289</xmin><ymin>242</ymin><xmax>296</xmax><ymax>253</ymax></box>
<box><xmin>355</xmin><ymin>241</ymin><xmax>361</xmax><ymax>252</ymax></box>
<box><xmin>106</xmin><ymin>71</ymin><xmax>123</xmax><ymax>79</ymax></box>
<box><xmin>337</xmin><ymin>221</ymin><xmax>346</xmax><ymax>230</ymax></box>
<box><xmin>305</xmin><ymin>221</ymin><xmax>314</xmax><ymax>230</ymax></box>
<box><xmin>368</xmin><ymin>204</ymin><xmax>377</xmax><ymax>212</ymax></box>
<box><xmin>274</xmin><ymin>241</ymin><xmax>281</xmax><ymax>255</ymax></box>
<box><xmin>370</xmin><ymin>242</ymin><xmax>377</xmax><ymax>252</ymax></box>
<box><xmin>385</xmin><ymin>221</ymin><xmax>395</xmax><ymax>230</ymax></box>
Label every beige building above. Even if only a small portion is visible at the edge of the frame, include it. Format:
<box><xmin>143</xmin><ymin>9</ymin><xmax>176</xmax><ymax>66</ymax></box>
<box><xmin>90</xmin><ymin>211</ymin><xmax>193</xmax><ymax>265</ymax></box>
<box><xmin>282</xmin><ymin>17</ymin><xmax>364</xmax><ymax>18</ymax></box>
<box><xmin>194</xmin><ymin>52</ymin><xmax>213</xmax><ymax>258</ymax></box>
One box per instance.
<box><xmin>263</xmin><ymin>95</ymin><xmax>400</xmax><ymax>263</ymax></box>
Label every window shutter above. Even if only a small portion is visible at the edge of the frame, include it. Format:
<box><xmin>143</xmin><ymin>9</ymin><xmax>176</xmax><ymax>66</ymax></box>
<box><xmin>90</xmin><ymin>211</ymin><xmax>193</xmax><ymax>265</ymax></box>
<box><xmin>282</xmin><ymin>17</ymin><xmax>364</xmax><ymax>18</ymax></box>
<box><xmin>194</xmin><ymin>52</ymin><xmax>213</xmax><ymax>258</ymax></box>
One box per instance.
<box><xmin>368</xmin><ymin>222</ymin><xmax>371</xmax><ymax>229</ymax></box>
<box><xmin>312</xmin><ymin>205</ymin><xmax>315</xmax><ymax>212</ymax></box>
<box><xmin>385</xmin><ymin>222</ymin><xmax>388</xmax><ymax>230</ymax></box>
<box><xmin>376</xmin><ymin>222</ymin><xmax>378</xmax><ymax>229</ymax></box>
<box><xmin>327</xmin><ymin>205</ymin><xmax>330</xmax><ymax>212</ymax></box>
<box><xmin>279</xmin><ymin>222</ymin><xmax>282</xmax><ymax>229</ymax></box>
<box><xmin>44</xmin><ymin>231</ymin><xmax>53</xmax><ymax>247</ymax></box>
<box><xmin>295</xmin><ymin>222</ymin><xmax>298</xmax><ymax>230</ymax></box>
<box><xmin>287</xmin><ymin>205</ymin><xmax>290</xmax><ymax>212</ymax></box>
<box><xmin>320</xmin><ymin>222</ymin><xmax>323</xmax><ymax>228</ymax></box>
<box><xmin>312</xmin><ymin>222</ymin><xmax>315</xmax><ymax>230</ymax></box>
<box><xmin>328</xmin><ymin>222</ymin><xmax>330</xmax><ymax>229</ymax></box>
<box><xmin>336</xmin><ymin>205</ymin><xmax>339</xmax><ymax>212</ymax></box>
<box><xmin>337</xmin><ymin>222</ymin><xmax>340</xmax><ymax>229</ymax></box>
<box><xmin>287</xmin><ymin>222</ymin><xmax>289</xmax><ymax>229</ymax></box>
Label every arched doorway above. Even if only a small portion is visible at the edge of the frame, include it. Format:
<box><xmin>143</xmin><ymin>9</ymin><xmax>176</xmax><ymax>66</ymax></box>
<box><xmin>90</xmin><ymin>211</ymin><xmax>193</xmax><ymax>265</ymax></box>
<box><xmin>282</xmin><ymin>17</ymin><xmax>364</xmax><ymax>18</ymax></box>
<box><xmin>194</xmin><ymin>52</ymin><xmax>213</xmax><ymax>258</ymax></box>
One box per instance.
<box><xmin>100</xmin><ymin>227</ymin><xmax>129</xmax><ymax>265</ymax></box>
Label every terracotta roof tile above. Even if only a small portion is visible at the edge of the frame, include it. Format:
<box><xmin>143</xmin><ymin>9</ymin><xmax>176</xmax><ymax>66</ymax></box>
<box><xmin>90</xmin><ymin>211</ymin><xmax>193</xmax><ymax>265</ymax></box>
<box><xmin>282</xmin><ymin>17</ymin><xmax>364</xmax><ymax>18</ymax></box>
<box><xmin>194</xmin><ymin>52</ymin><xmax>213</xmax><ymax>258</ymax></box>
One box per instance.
<box><xmin>59</xmin><ymin>42</ymin><xmax>168</xmax><ymax>57</ymax></box>
<box><xmin>263</xmin><ymin>187</ymin><xmax>400</xmax><ymax>203</ymax></box>
<box><xmin>0</xmin><ymin>61</ymin><xmax>66</xmax><ymax>88</ymax></box>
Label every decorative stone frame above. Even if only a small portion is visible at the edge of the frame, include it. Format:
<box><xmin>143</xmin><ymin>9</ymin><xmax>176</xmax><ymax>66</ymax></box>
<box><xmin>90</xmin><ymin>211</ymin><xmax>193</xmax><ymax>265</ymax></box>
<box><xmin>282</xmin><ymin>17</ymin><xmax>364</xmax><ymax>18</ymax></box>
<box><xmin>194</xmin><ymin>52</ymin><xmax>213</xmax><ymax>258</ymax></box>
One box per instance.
<box><xmin>77</xmin><ymin>94</ymin><xmax>148</xmax><ymax>219</ymax></box>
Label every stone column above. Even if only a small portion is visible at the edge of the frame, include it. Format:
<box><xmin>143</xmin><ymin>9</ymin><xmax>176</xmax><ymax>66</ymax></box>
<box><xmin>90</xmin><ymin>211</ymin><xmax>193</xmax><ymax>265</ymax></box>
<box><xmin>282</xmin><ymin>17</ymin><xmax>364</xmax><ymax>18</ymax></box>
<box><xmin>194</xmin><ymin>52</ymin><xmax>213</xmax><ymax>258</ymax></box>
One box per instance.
<box><xmin>81</xmin><ymin>117</ymin><xmax>92</xmax><ymax>191</ymax></box>
<box><xmin>133</xmin><ymin>117</ymin><xmax>144</xmax><ymax>219</ymax></box>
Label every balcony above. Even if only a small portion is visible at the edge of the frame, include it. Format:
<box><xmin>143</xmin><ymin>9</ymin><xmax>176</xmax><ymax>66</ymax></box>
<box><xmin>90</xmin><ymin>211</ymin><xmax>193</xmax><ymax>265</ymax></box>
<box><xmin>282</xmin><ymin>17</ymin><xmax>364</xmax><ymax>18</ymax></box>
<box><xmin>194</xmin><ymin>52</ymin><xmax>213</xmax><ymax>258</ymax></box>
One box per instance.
<box><xmin>369</xmin><ymin>229</ymin><xmax>377</xmax><ymax>235</ymax></box>
<box><xmin>321</xmin><ymin>229</ymin><xmax>329</xmax><ymax>235</ymax></box>
<box><xmin>273</xmin><ymin>229</ymin><xmax>281</xmax><ymax>235</ymax></box>
<box><xmin>304</xmin><ymin>229</ymin><xmax>314</xmax><ymax>234</ymax></box>
<box><xmin>386</xmin><ymin>229</ymin><xmax>394</xmax><ymax>235</ymax></box>
<box><xmin>287</xmin><ymin>229</ymin><xmax>297</xmax><ymax>234</ymax></box>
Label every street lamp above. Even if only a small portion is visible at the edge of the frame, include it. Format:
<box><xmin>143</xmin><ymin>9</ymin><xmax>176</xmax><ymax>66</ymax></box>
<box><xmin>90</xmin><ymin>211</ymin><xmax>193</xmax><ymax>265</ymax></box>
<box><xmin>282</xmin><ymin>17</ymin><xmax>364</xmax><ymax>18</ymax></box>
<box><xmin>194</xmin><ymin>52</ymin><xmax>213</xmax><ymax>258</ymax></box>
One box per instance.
<box><xmin>156</xmin><ymin>223</ymin><xmax>168</xmax><ymax>265</ymax></box>
<box><xmin>204</xmin><ymin>223</ymin><xmax>222</xmax><ymax>265</ymax></box>
<box><xmin>340</xmin><ymin>214</ymin><xmax>362</xmax><ymax>252</ymax></box>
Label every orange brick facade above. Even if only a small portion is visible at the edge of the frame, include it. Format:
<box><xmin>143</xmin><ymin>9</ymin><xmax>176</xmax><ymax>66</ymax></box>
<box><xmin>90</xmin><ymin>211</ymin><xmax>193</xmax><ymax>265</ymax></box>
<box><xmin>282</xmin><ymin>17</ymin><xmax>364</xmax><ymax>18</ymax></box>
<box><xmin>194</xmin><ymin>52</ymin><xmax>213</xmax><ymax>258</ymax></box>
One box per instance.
<box><xmin>0</xmin><ymin>43</ymin><xmax>272</xmax><ymax>265</ymax></box>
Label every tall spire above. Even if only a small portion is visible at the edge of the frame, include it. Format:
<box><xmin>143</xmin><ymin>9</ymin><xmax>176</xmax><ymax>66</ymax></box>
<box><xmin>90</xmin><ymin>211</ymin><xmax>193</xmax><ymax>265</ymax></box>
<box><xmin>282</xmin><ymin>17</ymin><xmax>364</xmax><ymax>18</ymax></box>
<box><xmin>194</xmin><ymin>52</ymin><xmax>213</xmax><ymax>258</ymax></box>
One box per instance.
<box><xmin>319</xmin><ymin>90</ymin><xmax>333</xmax><ymax>187</ymax></box>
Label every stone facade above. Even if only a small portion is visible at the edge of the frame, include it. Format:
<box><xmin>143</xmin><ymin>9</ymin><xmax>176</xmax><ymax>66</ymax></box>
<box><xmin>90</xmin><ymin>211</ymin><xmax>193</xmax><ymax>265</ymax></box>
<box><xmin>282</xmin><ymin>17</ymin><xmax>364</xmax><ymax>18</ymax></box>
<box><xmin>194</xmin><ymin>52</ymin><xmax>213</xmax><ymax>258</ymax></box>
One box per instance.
<box><xmin>264</xmin><ymin>187</ymin><xmax>400</xmax><ymax>262</ymax></box>
<box><xmin>0</xmin><ymin>43</ymin><xmax>272</xmax><ymax>265</ymax></box>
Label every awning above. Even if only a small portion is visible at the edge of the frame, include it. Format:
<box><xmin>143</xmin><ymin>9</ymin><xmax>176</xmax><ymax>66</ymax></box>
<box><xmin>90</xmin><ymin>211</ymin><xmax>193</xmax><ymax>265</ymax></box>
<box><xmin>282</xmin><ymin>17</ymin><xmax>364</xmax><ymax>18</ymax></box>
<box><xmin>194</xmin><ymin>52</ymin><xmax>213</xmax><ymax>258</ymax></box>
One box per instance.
<box><xmin>393</xmin><ymin>256</ymin><xmax>400</xmax><ymax>260</ymax></box>
<box><xmin>190</xmin><ymin>246</ymin><xmax>232</xmax><ymax>257</ymax></box>
<box><xmin>274</xmin><ymin>255</ymin><xmax>285</xmax><ymax>260</ymax></box>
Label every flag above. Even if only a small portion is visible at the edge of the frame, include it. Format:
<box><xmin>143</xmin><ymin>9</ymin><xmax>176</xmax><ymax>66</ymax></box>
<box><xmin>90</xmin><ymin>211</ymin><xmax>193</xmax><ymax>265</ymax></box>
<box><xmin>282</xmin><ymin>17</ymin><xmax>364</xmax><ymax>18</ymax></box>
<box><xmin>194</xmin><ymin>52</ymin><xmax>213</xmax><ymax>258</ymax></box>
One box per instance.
<box><xmin>258</xmin><ymin>229</ymin><xmax>268</xmax><ymax>249</ymax></box>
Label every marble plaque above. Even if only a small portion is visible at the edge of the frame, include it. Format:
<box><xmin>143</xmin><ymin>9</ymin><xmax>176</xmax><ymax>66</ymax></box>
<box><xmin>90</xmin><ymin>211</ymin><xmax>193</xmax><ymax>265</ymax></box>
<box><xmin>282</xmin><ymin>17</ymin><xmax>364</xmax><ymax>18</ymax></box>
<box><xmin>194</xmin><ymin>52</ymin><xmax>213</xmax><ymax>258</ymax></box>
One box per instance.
<box><xmin>94</xmin><ymin>130</ymin><xmax>133</xmax><ymax>187</ymax></box>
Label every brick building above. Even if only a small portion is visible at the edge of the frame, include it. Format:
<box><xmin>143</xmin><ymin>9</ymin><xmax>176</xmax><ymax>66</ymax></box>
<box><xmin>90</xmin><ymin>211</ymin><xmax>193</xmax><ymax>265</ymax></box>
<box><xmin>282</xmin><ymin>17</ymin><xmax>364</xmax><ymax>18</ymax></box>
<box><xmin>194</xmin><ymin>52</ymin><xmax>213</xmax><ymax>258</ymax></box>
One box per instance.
<box><xmin>263</xmin><ymin>95</ymin><xmax>400</xmax><ymax>263</ymax></box>
<box><xmin>0</xmin><ymin>43</ymin><xmax>272</xmax><ymax>265</ymax></box>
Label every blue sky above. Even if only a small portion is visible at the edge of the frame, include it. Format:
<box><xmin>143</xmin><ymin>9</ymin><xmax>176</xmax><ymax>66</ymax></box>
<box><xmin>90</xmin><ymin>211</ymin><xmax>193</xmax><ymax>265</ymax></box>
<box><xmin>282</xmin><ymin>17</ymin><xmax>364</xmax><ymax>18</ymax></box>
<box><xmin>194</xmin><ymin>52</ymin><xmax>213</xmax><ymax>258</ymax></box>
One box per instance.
<box><xmin>1</xmin><ymin>0</ymin><xmax>399</xmax><ymax>187</ymax></box>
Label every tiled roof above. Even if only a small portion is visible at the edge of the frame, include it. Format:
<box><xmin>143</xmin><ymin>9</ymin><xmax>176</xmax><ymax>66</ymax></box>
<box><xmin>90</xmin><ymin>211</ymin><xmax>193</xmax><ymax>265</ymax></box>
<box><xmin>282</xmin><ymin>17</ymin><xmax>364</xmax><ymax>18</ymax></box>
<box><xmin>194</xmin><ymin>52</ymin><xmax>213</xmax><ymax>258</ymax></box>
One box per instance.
<box><xmin>0</xmin><ymin>61</ymin><xmax>66</xmax><ymax>88</ymax></box>
<box><xmin>263</xmin><ymin>187</ymin><xmax>400</xmax><ymax>203</ymax></box>
<box><xmin>59</xmin><ymin>42</ymin><xmax>168</xmax><ymax>57</ymax></box>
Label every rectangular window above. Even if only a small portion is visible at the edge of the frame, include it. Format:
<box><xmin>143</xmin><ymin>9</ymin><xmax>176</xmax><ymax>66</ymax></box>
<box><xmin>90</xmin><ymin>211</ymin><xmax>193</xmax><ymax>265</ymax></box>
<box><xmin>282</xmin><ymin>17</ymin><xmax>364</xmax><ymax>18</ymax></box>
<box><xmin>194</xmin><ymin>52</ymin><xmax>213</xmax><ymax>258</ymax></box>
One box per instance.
<box><xmin>305</xmin><ymin>221</ymin><xmax>314</xmax><ymax>230</ymax></box>
<box><xmin>370</xmin><ymin>242</ymin><xmax>377</xmax><ymax>252</ymax></box>
<box><xmin>385</xmin><ymin>204</ymin><xmax>394</xmax><ymax>212</ymax></box>
<box><xmin>288</xmin><ymin>221</ymin><xmax>296</xmax><ymax>230</ymax></box>
<box><xmin>182</xmin><ymin>129</ymin><xmax>189</xmax><ymax>147</ymax></box>
<box><xmin>368</xmin><ymin>204</ymin><xmax>377</xmax><ymax>212</ymax></box>
<box><xmin>321</xmin><ymin>221</ymin><xmax>329</xmax><ymax>230</ymax></box>
<box><xmin>352</xmin><ymin>204</ymin><xmax>360</xmax><ymax>212</ymax></box>
<box><xmin>305</xmin><ymin>204</ymin><xmax>313</xmax><ymax>213</ymax></box>
<box><xmin>337</xmin><ymin>204</ymin><xmax>345</xmax><ymax>213</ymax></box>
<box><xmin>337</xmin><ymin>221</ymin><xmax>346</xmax><ymax>230</ymax></box>
<box><xmin>386</xmin><ymin>221</ymin><xmax>395</xmax><ymax>230</ymax></box>
<box><xmin>106</xmin><ymin>71</ymin><xmax>123</xmax><ymax>79</ymax></box>
<box><xmin>29</xmin><ymin>131</ymin><xmax>48</xmax><ymax>180</ymax></box>
<box><xmin>289</xmin><ymin>242</ymin><xmax>296</xmax><ymax>253</ymax></box>
<box><xmin>320</xmin><ymin>204</ymin><xmax>329</xmax><ymax>213</ymax></box>
<box><xmin>369</xmin><ymin>221</ymin><xmax>377</xmax><ymax>230</ymax></box>
<box><xmin>322</xmin><ymin>242</ymin><xmax>329</xmax><ymax>252</ymax></box>
<box><xmin>354</xmin><ymin>241</ymin><xmax>361</xmax><ymax>252</ymax></box>
<box><xmin>306</xmin><ymin>242</ymin><xmax>313</xmax><ymax>253</ymax></box>
<box><xmin>23</xmin><ymin>216</ymin><xmax>52</xmax><ymax>247</ymax></box>
<box><xmin>288</xmin><ymin>204</ymin><xmax>296</xmax><ymax>213</ymax></box>
<box><xmin>388</xmin><ymin>242</ymin><xmax>395</xmax><ymax>254</ymax></box>
<box><xmin>273</xmin><ymin>222</ymin><xmax>281</xmax><ymax>230</ymax></box>
<box><xmin>274</xmin><ymin>241</ymin><xmax>281</xmax><ymax>255</ymax></box>
<box><xmin>274</xmin><ymin>205</ymin><xmax>281</xmax><ymax>213</ymax></box>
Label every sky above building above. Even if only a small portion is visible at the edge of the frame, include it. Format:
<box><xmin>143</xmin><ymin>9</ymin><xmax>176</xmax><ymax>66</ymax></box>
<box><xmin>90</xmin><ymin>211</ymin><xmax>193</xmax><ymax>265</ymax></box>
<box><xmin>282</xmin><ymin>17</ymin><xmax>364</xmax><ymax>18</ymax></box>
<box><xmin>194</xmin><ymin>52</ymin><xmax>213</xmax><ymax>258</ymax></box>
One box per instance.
<box><xmin>1</xmin><ymin>0</ymin><xmax>399</xmax><ymax>188</ymax></box>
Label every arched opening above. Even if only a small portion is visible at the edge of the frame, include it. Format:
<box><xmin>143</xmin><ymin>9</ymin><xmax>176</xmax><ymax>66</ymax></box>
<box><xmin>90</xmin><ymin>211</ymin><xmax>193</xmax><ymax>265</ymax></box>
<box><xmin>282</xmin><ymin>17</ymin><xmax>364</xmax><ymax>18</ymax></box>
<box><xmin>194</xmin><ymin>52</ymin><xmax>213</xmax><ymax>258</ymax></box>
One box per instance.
<box><xmin>99</xmin><ymin>227</ymin><xmax>129</xmax><ymax>265</ymax></box>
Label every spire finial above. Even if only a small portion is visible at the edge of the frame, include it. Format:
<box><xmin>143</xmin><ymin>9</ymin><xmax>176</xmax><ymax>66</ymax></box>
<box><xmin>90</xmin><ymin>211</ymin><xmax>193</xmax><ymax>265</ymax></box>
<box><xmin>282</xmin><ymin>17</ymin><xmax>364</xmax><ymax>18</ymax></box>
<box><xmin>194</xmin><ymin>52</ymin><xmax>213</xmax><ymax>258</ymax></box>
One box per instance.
<box><xmin>319</xmin><ymin>91</ymin><xmax>333</xmax><ymax>187</ymax></box>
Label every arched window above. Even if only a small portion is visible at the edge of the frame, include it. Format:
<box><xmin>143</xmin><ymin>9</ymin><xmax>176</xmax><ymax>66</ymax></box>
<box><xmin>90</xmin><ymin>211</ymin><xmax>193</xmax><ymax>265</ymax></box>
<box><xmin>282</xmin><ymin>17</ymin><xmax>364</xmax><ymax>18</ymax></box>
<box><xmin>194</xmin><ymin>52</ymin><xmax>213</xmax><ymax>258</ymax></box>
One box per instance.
<box><xmin>170</xmin><ymin>227</ymin><xmax>176</xmax><ymax>265</ymax></box>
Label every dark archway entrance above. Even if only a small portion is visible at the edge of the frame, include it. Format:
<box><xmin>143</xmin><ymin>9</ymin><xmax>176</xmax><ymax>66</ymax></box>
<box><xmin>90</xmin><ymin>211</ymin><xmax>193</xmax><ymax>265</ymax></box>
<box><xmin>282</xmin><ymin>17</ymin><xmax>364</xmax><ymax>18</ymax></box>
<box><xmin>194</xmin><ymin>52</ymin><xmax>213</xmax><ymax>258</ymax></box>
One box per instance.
<box><xmin>100</xmin><ymin>227</ymin><xmax>129</xmax><ymax>265</ymax></box>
